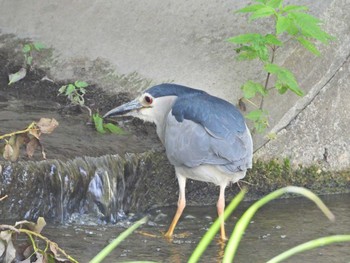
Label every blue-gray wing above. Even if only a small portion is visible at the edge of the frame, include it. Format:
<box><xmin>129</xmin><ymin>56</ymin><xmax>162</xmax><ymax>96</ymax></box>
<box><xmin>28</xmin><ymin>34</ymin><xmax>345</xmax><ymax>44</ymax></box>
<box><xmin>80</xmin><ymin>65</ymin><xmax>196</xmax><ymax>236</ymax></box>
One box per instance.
<box><xmin>164</xmin><ymin>94</ymin><xmax>253</xmax><ymax>172</ymax></box>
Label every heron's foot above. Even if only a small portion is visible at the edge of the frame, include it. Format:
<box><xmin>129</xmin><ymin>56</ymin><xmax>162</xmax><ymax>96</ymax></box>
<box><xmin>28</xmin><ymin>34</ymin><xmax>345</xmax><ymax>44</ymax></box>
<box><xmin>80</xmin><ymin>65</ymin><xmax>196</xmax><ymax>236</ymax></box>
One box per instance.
<box><xmin>163</xmin><ymin>230</ymin><xmax>191</xmax><ymax>240</ymax></box>
<box><xmin>135</xmin><ymin>230</ymin><xmax>160</xmax><ymax>238</ymax></box>
<box><xmin>174</xmin><ymin>231</ymin><xmax>191</xmax><ymax>238</ymax></box>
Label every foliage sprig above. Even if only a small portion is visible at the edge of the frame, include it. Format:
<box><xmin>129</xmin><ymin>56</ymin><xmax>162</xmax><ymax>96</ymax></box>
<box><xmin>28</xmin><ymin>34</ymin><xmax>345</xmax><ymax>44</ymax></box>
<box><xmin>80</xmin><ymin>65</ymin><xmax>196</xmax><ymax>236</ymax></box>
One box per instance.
<box><xmin>228</xmin><ymin>0</ymin><xmax>334</xmax><ymax>133</ymax></box>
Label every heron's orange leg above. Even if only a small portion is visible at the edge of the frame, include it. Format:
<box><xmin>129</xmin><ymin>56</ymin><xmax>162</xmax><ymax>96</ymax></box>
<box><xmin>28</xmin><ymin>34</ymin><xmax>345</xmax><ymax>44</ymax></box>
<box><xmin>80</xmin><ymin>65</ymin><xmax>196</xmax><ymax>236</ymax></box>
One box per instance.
<box><xmin>217</xmin><ymin>184</ymin><xmax>228</xmax><ymax>241</ymax></box>
<box><xmin>165</xmin><ymin>175</ymin><xmax>186</xmax><ymax>239</ymax></box>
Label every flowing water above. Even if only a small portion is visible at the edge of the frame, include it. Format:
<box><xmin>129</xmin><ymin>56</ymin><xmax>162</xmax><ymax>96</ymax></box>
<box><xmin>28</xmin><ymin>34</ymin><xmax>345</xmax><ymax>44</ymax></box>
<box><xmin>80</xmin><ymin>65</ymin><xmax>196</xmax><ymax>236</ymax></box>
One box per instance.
<box><xmin>41</xmin><ymin>193</ymin><xmax>350</xmax><ymax>263</ymax></box>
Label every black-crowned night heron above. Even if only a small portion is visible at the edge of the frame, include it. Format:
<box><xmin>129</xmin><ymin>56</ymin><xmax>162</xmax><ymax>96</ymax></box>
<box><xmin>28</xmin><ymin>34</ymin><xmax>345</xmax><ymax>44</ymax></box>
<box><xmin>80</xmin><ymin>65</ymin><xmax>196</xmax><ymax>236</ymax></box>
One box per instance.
<box><xmin>104</xmin><ymin>83</ymin><xmax>253</xmax><ymax>240</ymax></box>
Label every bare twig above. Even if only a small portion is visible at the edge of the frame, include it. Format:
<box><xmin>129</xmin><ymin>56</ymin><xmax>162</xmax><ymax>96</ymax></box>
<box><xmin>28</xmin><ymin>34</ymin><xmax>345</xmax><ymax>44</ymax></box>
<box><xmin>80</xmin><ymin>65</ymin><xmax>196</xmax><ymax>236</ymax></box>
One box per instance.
<box><xmin>0</xmin><ymin>122</ymin><xmax>37</xmax><ymax>140</ymax></box>
<box><xmin>0</xmin><ymin>195</ymin><xmax>8</xmax><ymax>201</ymax></box>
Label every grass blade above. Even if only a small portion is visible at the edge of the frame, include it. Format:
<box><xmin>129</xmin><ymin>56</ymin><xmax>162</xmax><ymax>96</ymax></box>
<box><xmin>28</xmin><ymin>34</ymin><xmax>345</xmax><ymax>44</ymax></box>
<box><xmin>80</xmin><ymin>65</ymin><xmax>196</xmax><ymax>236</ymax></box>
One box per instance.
<box><xmin>223</xmin><ymin>186</ymin><xmax>334</xmax><ymax>263</ymax></box>
<box><xmin>267</xmin><ymin>235</ymin><xmax>350</xmax><ymax>263</ymax></box>
<box><xmin>188</xmin><ymin>189</ymin><xmax>246</xmax><ymax>263</ymax></box>
<box><xmin>89</xmin><ymin>217</ymin><xmax>148</xmax><ymax>263</ymax></box>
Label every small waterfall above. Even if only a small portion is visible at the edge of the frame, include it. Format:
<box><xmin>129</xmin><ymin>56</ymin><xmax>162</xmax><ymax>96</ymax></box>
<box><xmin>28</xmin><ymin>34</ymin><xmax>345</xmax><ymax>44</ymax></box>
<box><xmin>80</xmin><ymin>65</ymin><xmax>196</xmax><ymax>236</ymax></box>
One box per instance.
<box><xmin>0</xmin><ymin>152</ymin><xmax>178</xmax><ymax>223</ymax></box>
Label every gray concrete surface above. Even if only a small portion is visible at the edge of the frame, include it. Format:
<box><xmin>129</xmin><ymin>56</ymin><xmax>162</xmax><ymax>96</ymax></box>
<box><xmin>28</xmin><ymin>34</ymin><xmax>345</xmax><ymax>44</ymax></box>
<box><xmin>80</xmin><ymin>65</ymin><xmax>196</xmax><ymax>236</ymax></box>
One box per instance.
<box><xmin>0</xmin><ymin>0</ymin><xmax>349</xmax><ymax>171</ymax></box>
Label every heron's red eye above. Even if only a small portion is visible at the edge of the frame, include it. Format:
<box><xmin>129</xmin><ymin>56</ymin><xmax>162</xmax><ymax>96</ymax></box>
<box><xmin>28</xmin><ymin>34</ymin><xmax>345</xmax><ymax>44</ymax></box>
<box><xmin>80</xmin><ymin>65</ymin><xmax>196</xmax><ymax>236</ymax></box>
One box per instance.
<box><xmin>145</xmin><ymin>96</ymin><xmax>153</xmax><ymax>104</ymax></box>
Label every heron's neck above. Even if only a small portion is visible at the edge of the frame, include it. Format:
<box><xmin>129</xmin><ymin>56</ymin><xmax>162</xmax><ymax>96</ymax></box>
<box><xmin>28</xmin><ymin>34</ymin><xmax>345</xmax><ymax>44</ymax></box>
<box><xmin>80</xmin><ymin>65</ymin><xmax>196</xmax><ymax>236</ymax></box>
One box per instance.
<box><xmin>152</xmin><ymin>96</ymin><xmax>177</xmax><ymax>144</ymax></box>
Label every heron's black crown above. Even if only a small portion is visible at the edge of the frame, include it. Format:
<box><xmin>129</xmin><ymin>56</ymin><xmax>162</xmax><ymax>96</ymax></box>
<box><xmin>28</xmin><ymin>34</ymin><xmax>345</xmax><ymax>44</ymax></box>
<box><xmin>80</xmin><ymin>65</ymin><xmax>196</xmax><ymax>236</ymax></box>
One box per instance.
<box><xmin>146</xmin><ymin>83</ymin><xmax>205</xmax><ymax>98</ymax></box>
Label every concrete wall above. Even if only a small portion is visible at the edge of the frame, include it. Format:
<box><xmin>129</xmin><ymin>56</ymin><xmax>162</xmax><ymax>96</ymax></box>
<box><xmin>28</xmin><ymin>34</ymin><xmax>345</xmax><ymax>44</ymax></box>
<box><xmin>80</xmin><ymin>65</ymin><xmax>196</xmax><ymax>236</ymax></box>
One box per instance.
<box><xmin>0</xmin><ymin>0</ymin><xmax>349</xmax><ymax>170</ymax></box>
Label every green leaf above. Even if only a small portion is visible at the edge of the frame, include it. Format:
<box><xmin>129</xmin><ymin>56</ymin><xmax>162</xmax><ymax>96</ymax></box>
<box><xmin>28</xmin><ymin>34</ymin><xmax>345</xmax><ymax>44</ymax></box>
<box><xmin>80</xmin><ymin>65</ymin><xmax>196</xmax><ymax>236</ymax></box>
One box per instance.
<box><xmin>264</xmin><ymin>63</ymin><xmax>280</xmax><ymax>74</ymax></box>
<box><xmin>74</xmin><ymin>80</ymin><xmax>89</xmax><ymax>88</ymax></box>
<box><xmin>266</xmin><ymin>0</ymin><xmax>282</xmax><ymax>8</ymax></box>
<box><xmin>246</xmin><ymin>109</ymin><xmax>269</xmax><ymax>133</ymax></box>
<box><xmin>77</xmin><ymin>96</ymin><xmax>85</xmax><ymax>106</ymax></box>
<box><xmin>26</xmin><ymin>56</ymin><xmax>33</xmax><ymax>66</ymax></box>
<box><xmin>275</xmin><ymin>81</ymin><xmax>288</xmax><ymax>94</ymax></box>
<box><xmin>289</xmin><ymin>11</ymin><xmax>321</xmax><ymax>25</ymax></box>
<box><xmin>241</xmin><ymin>81</ymin><xmax>267</xmax><ymax>99</ymax></box>
<box><xmin>22</xmin><ymin>44</ymin><xmax>31</xmax><ymax>53</ymax></box>
<box><xmin>288</xmin><ymin>12</ymin><xmax>333</xmax><ymax>43</ymax></box>
<box><xmin>79</xmin><ymin>87</ymin><xmax>86</xmax><ymax>94</ymax></box>
<box><xmin>227</xmin><ymin>33</ymin><xmax>262</xmax><ymax>44</ymax></box>
<box><xmin>58</xmin><ymin>85</ymin><xmax>67</xmax><ymax>94</ymax></box>
<box><xmin>250</xmin><ymin>6</ymin><xmax>275</xmax><ymax>21</ymax></box>
<box><xmin>296</xmin><ymin>36</ymin><xmax>321</xmax><ymax>56</ymax></box>
<box><xmin>252</xmin><ymin>43</ymin><xmax>269</xmax><ymax>61</ymax></box>
<box><xmin>93</xmin><ymin>114</ymin><xmax>106</xmax><ymax>134</ymax></box>
<box><xmin>276</xmin><ymin>15</ymin><xmax>291</xmax><ymax>35</ymax></box>
<box><xmin>283</xmin><ymin>5</ymin><xmax>308</xmax><ymax>12</ymax></box>
<box><xmin>235</xmin><ymin>46</ymin><xmax>260</xmax><ymax>60</ymax></box>
<box><xmin>245</xmin><ymin>109</ymin><xmax>263</xmax><ymax>121</ymax></box>
<box><xmin>65</xmin><ymin>84</ymin><xmax>76</xmax><ymax>96</ymax></box>
<box><xmin>236</xmin><ymin>4</ymin><xmax>265</xmax><ymax>13</ymax></box>
<box><xmin>8</xmin><ymin>68</ymin><xmax>27</xmax><ymax>85</ymax></box>
<box><xmin>265</xmin><ymin>63</ymin><xmax>304</xmax><ymax>96</ymax></box>
<box><xmin>284</xmin><ymin>15</ymin><xmax>299</xmax><ymax>35</ymax></box>
<box><xmin>103</xmin><ymin>123</ymin><xmax>126</xmax><ymax>134</ymax></box>
<box><xmin>264</xmin><ymin>34</ymin><xmax>283</xmax><ymax>46</ymax></box>
<box><xmin>33</xmin><ymin>42</ymin><xmax>45</xmax><ymax>51</ymax></box>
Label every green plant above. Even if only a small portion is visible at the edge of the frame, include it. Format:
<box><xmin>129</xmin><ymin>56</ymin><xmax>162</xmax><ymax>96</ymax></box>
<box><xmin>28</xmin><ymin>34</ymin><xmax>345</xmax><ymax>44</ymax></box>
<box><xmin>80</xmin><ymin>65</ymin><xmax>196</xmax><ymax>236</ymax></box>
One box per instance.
<box><xmin>22</xmin><ymin>42</ymin><xmax>45</xmax><ymax>68</ymax></box>
<box><xmin>58</xmin><ymin>80</ymin><xmax>89</xmax><ymax>107</ymax></box>
<box><xmin>93</xmin><ymin>113</ymin><xmax>126</xmax><ymax>134</ymax></box>
<box><xmin>58</xmin><ymin>81</ymin><xmax>124</xmax><ymax>134</ymax></box>
<box><xmin>228</xmin><ymin>0</ymin><xmax>334</xmax><ymax>133</ymax></box>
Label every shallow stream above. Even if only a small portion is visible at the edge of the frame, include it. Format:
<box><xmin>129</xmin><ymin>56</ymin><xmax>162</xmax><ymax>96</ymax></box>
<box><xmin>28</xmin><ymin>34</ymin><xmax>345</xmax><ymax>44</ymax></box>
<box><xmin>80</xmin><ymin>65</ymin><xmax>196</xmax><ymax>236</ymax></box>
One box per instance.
<box><xmin>42</xmin><ymin>193</ymin><xmax>350</xmax><ymax>262</ymax></box>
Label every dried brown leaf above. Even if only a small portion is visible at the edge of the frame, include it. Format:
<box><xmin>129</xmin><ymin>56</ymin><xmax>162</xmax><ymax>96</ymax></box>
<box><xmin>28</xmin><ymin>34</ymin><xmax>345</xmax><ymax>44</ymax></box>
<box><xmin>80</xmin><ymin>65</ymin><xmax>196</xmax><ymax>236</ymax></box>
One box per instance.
<box><xmin>15</xmin><ymin>220</ymin><xmax>36</xmax><ymax>230</ymax></box>
<box><xmin>26</xmin><ymin>137</ymin><xmax>40</xmax><ymax>158</ymax></box>
<box><xmin>0</xmin><ymin>231</ymin><xmax>16</xmax><ymax>263</ymax></box>
<box><xmin>5</xmin><ymin>239</ymin><xmax>16</xmax><ymax>262</ymax></box>
<box><xmin>10</xmin><ymin>134</ymin><xmax>26</xmax><ymax>162</ymax></box>
<box><xmin>0</xmin><ymin>239</ymin><xmax>5</xmax><ymax>257</ymax></box>
<box><xmin>8</xmin><ymin>135</ymin><xmax>16</xmax><ymax>145</ymax></box>
<box><xmin>22</xmin><ymin>244</ymin><xmax>34</xmax><ymax>260</ymax></box>
<box><xmin>3</xmin><ymin>143</ymin><xmax>14</xmax><ymax>161</ymax></box>
<box><xmin>8</xmin><ymin>67</ymin><xmax>27</xmax><ymax>85</ymax></box>
<box><xmin>28</xmin><ymin>128</ymin><xmax>41</xmax><ymax>139</ymax></box>
<box><xmin>238</xmin><ymin>97</ymin><xmax>247</xmax><ymax>112</ymax></box>
<box><xmin>39</xmin><ymin>141</ymin><xmax>46</xmax><ymax>159</ymax></box>
<box><xmin>36</xmin><ymin>118</ymin><xmax>59</xmax><ymax>134</ymax></box>
<box><xmin>19</xmin><ymin>251</ymin><xmax>44</xmax><ymax>263</ymax></box>
<box><xmin>15</xmin><ymin>217</ymin><xmax>46</xmax><ymax>234</ymax></box>
<box><xmin>49</xmin><ymin>242</ymin><xmax>70</xmax><ymax>262</ymax></box>
<box><xmin>34</xmin><ymin>217</ymin><xmax>46</xmax><ymax>234</ymax></box>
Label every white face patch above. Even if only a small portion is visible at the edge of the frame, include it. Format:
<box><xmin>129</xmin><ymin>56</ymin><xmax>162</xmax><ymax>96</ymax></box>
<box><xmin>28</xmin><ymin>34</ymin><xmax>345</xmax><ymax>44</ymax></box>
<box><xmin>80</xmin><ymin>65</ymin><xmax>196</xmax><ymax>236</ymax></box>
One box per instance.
<box><xmin>136</xmin><ymin>95</ymin><xmax>178</xmax><ymax>123</ymax></box>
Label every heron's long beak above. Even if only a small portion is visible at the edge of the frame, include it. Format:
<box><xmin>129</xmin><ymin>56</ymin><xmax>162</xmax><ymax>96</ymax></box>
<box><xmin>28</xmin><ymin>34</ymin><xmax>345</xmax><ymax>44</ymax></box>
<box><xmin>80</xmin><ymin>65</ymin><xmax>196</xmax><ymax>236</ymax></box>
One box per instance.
<box><xmin>103</xmin><ymin>99</ymin><xmax>143</xmax><ymax>118</ymax></box>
